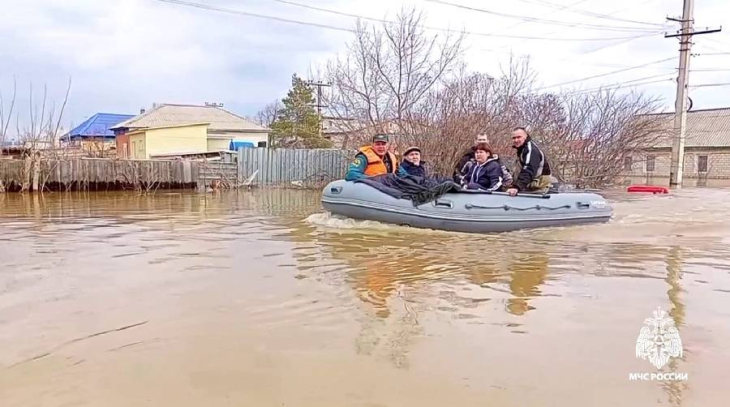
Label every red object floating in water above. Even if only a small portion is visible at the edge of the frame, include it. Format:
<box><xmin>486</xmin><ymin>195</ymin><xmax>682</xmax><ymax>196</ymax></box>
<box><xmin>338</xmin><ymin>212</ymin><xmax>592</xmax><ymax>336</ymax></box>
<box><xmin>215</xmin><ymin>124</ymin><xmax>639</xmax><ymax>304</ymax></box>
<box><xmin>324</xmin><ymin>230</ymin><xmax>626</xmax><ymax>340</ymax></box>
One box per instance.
<box><xmin>627</xmin><ymin>185</ymin><xmax>669</xmax><ymax>194</ymax></box>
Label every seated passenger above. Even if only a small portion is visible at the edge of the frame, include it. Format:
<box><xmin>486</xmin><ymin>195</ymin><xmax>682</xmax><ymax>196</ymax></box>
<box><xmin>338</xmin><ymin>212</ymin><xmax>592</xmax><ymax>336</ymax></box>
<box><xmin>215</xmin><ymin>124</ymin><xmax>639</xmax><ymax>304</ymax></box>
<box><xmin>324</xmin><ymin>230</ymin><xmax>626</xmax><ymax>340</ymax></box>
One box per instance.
<box><xmin>492</xmin><ymin>152</ymin><xmax>514</xmax><ymax>189</ymax></box>
<box><xmin>345</xmin><ymin>134</ymin><xmax>399</xmax><ymax>181</ymax></box>
<box><xmin>398</xmin><ymin>146</ymin><xmax>427</xmax><ymax>178</ymax></box>
<box><xmin>461</xmin><ymin>143</ymin><xmax>503</xmax><ymax>191</ymax></box>
<box><xmin>506</xmin><ymin>127</ymin><xmax>552</xmax><ymax>196</ymax></box>
<box><xmin>458</xmin><ymin>150</ymin><xmax>513</xmax><ymax>189</ymax></box>
<box><xmin>454</xmin><ymin>133</ymin><xmax>489</xmax><ymax>183</ymax></box>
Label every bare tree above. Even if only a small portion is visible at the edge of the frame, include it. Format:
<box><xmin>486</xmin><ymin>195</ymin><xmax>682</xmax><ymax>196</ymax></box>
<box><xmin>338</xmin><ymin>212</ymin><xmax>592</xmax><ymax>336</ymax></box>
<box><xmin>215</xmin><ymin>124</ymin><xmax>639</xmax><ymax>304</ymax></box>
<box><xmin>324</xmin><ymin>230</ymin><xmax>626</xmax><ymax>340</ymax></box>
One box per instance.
<box><xmin>0</xmin><ymin>77</ymin><xmax>17</xmax><ymax>192</ymax></box>
<box><xmin>324</xmin><ymin>8</ymin><xmax>465</xmax><ymax>148</ymax></box>
<box><xmin>542</xmin><ymin>89</ymin><xmax>664</xmax><ymax>188</ymax></box>
<box><xmin>251</xmin><ymin>100</ymin><xmax>281</xmax><ymax>128</ymax></box>
<box><xmin>0</xmin><ymin>78</ymin><xmax>17</xmax><ymax>151</ymax></box>
<box><xmin>18</xmin><ymin>78</ymin><xmax>72</xmax><ymax>151</ymax></box>
<box><xmin>14</xmin><ymin>78</ymin><xmax>72</xmax><ymax>192</ymax></box>
<box><xmin>403</xmin><ymin>57</ymin><xmax>537</xmax><ymax>176</ymax></box>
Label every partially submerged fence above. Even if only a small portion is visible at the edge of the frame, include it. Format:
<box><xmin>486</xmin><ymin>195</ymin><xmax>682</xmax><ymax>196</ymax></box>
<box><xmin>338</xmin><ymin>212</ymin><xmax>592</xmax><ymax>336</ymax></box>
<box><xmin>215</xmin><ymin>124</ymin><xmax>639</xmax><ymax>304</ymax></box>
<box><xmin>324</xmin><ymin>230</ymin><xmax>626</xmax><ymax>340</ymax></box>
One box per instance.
<box><xmin>0</xmin><ymin>147</ymin><xmax>352</xmax><ymax>193</ymax></box>
<box><xmin>0</xmin><ymin>158</ymin><xmax>200</xmax><ymax>193</ymax></box>
<box><xmin>237</xmin><ymin>148</ymin><xmax>350</xmax><ymax>188</ymax></box>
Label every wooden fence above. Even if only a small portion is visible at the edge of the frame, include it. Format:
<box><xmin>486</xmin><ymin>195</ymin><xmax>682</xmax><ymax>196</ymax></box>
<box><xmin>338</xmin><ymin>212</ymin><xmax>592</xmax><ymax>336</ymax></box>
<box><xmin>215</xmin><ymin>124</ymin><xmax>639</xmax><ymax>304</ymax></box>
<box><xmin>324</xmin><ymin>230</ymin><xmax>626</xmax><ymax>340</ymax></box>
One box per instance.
<box><xmin>0</xmin><ymin>147</ymin><xmax>351</xmax><ymax>193</ymax></box>
<box><xmin>0</xmin><ymin>158</ymin><xmax>200</xmax><ymax>193</ymax></box>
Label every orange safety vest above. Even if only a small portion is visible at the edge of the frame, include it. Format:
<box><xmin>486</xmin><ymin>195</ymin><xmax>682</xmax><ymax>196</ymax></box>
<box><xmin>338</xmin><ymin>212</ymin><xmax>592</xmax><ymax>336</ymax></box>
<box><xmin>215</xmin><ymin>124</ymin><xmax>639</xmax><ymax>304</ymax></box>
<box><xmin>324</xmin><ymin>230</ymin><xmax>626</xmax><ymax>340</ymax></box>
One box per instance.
<box><xmin>359</xmin><ymin>146</ymin><xmax>398</xmax><ymax>176</ymax></box>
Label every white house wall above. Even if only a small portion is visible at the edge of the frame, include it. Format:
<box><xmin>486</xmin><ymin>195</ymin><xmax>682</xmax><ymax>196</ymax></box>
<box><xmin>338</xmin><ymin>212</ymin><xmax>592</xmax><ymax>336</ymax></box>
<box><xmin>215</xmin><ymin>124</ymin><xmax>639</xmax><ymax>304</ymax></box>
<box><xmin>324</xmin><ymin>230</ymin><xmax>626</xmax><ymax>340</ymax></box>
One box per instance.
<box><xmin>209</xmin><ymin>131</ymin><xmax>269</xmax><ymax>148</ymax></box>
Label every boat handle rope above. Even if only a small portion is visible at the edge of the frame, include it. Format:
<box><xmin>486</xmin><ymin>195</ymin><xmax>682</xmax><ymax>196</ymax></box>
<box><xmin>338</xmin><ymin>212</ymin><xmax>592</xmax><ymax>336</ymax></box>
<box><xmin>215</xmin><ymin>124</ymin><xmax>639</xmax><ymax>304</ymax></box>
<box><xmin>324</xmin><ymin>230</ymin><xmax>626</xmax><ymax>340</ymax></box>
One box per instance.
<box><xmin>465</xmin><ymin>203</ymin><xmax>573</xmax><ymax>211</ymax></box>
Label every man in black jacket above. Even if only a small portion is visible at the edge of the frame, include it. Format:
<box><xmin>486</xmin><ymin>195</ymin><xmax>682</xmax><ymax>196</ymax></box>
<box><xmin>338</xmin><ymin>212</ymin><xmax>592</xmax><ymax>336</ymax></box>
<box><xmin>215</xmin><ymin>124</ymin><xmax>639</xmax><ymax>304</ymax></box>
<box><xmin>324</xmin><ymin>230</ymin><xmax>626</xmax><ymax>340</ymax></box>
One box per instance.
<box><xmin>399</xmin><ymin>146</ymin><xmax>428</xmax><ymax>178</ymax></box>
<box><xmin>506</xmin><ymin>127</ymin><xmax>552</xmax><ymax>196</ymax></box>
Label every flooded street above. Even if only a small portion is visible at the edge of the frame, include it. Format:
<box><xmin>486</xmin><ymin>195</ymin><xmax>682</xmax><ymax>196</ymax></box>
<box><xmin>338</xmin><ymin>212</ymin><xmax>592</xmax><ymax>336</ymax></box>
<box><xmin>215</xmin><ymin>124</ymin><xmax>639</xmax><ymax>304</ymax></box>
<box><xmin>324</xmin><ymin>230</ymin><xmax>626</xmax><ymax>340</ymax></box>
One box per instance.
<box><xmin>1</xmin><ymin>188</ymin><xmax>729</xmax><ymax>407</ymax></box>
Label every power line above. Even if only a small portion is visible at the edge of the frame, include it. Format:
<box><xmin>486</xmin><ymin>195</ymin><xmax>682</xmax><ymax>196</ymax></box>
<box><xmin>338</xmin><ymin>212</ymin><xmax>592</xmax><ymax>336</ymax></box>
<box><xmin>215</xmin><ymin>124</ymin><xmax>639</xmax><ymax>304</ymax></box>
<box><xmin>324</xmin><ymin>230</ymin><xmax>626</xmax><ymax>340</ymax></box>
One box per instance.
<box><xmin>535</xmin><ymin>57</ymin><xmax>675</xmax><ymax>90</ymax></box>
<box><xmin>513</xmin><ymin>0</ymin><xmax>666</xmax><ymax>27</ymax></box>
<box><xmin>572</xmin><ymin>32</ymin><xmax>658</xmax><ymax>56</ymax></box>
<box><xmin>156</xmin><ymin>0</ymin><xmax>650</xmax><ymax>42</ymax></box>
<box><xmin>561</xmin><ymin>75</ymin><xmax>675</xmax><ymax>95</ymax></box>
<box><xmin>563</xmin><ymin>80</ymin><xmax>673</xmax><ymax>96</ymax></box>
<box><xmin>271</xmin><ymin>0</ymin><xmax>654</xmax><ymax>42</ymax></box>
<box><xmin>566</xmin><ymin>73</ymin><xmax>675</xmax><ymax>91</ymax></box>
<box><xmin>155</xmin><ymin>0</ymin><xmax>355</xmax><ymax>33</ymax></box>
<box><xmin>492</xmin><ymin>0</ymin><xmax>660</xmax><ymax>55</ymax></box>
<box><xmin>690</xmin><ymin>83</ymin><xmax>730</xmax><ymax>88</ymax></box>
<box><xmin>424</xmin><ymin>0</ymin><xmax>666</xmax><ymax>32</ymax></box>
<box><xmin>480</xmin><ymin>55</ymin><xmax>656</xmax><ymax>70</ymax></box>
<box><xmin>690</xmin><ymin>68</ymin><xmax>730</xmax><ymax>72</ymax></box>
<box><xmin>693</xmin><ymin>52</ymin><xmax>730</xmax><ymax>56</ymax></box>
<box><xmin>483</xmin><ymin>0</ymin><xmax>589</xmax><ymax>44</ymax></box>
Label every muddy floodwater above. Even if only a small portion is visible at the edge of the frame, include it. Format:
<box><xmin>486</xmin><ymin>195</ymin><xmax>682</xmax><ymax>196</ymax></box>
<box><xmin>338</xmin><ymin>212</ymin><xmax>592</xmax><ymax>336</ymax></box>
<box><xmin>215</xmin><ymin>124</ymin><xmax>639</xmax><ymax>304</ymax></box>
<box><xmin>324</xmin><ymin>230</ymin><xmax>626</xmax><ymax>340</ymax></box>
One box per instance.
<box><xmin>1</xmin><ymin>188</ymin><xmax>729</xmax><ymax>407</ymax></box>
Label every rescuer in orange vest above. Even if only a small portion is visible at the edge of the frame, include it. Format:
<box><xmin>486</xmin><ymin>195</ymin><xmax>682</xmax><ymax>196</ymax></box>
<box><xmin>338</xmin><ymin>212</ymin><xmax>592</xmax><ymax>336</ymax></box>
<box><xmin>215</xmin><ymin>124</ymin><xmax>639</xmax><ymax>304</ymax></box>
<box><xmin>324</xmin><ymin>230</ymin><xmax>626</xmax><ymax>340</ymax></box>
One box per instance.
<box><xmin>345</xmin><ymin>134</ymin><xmax>399</xmax><ymax>181</ymax></box>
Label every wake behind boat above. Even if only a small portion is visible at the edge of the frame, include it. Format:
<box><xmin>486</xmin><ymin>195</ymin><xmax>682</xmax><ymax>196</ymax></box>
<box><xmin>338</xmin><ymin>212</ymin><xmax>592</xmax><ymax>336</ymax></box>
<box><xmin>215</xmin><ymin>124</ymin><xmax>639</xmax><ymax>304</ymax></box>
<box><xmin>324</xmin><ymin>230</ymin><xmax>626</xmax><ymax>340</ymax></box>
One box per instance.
<box><xmin>321</xmin><ymin>178</ymin><xmax>613</xmax><ymax>233</ymax></box>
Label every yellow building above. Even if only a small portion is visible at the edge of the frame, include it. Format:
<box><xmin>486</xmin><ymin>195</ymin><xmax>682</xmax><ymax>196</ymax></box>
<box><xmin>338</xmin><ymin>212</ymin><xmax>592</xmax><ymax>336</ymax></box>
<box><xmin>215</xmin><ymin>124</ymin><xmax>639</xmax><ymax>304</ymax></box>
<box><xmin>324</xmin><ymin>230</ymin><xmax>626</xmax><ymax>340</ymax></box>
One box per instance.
<box><xmin>112</xmin><ymin>103</ymin><xmax>270</xmax><ymax>159</ymax></box>
<box><xmin>126</xmin><ymin>123</ymin><xmax>209</xmax><ymax>159</ymax></box>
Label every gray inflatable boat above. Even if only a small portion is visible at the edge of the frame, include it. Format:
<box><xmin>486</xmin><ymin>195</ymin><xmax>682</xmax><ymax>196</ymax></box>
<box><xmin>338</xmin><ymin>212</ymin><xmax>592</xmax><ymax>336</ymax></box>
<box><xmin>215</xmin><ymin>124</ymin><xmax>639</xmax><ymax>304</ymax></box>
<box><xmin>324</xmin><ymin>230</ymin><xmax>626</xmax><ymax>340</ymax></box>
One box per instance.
<box><xmin>321</xmin><ymin>179</ymin><xmax>612</xmax><ymax>233</ymax></box>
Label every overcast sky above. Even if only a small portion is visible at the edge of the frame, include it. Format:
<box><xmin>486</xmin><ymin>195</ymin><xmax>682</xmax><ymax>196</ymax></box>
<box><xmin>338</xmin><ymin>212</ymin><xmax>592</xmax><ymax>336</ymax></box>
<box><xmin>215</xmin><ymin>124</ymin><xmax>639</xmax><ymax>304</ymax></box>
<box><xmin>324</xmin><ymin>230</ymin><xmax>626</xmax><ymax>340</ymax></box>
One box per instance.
<box><xmin>1</xmin><ymin>0</ymin><xmax>729</xmax><ymax>134</ymax></box>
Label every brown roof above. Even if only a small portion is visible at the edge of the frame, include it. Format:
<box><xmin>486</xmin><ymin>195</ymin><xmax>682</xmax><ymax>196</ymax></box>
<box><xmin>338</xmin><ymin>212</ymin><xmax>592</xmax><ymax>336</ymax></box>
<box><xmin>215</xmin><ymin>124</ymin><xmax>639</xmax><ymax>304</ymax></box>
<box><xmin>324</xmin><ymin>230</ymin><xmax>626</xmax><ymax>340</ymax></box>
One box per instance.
<box><xmin>111</xmin><ymin>104</ymin><xmax>267</xmax><ymax>133</ymax></box>
<box><xmin>650</xmin><ymin>107</ymin><xmax>730</xmax><ymax>148</ymax></box>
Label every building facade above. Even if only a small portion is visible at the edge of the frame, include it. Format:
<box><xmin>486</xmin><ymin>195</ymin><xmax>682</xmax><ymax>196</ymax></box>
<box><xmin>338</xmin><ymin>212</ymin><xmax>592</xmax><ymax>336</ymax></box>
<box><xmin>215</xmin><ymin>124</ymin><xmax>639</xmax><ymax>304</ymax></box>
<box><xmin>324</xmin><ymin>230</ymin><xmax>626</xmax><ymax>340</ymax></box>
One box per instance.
<box><xmin>621</xmin><ymin>107</ymin><xmax>730</xmax><ymax>187</ymax></box>
<box><xmin>126</xmin><ymin>123</ymin><xmax>209</xmax><ymax>159</ymax></box>
<box><xmin>112</xmin><ymin>104</ymin><xmax>269</xmax><ymax>159</ymax></box>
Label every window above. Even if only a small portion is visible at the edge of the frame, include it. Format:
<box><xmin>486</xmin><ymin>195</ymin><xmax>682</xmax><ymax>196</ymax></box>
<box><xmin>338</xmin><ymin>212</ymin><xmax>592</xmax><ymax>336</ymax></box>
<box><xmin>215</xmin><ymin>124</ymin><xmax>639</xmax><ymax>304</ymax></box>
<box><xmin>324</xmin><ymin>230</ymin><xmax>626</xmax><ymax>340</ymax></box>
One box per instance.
<box><xmin>698</xmin><ymin>155</ymin><xmax>708</xmax><ymax>173</ymax></box>
<box><xmin>257</xmin><ymin>141</ymin><xmax>267</xmax><ymax>148</ymax></box>
<box><xmin>646</xmin><ymin>156</ymin><xmax>655</xmax><ymax>172</ymax></box>
<box><xmin>624</xmin><ymin>156</ymin><xmax>632</xmax><ymax>171</ymax></box>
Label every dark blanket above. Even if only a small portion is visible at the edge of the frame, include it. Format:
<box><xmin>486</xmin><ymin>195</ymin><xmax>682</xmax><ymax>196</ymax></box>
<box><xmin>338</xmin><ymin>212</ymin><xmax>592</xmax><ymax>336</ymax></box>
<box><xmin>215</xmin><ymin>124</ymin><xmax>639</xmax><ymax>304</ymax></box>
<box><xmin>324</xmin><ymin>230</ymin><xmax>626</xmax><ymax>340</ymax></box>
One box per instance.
<box><xmin>354</xmin><ymin>174</ymin><xmax>461</xmax><ymax>206</ymax></box>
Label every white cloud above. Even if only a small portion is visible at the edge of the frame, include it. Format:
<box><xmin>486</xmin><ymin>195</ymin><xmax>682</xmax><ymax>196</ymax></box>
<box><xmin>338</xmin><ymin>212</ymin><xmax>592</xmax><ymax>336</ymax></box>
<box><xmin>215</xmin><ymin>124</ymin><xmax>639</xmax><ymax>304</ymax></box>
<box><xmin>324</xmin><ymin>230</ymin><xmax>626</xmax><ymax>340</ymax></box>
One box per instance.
<box><xmin>1</xmin><ymin>0</ymin><xmax>729</xmax><ymax>133</ymax></box>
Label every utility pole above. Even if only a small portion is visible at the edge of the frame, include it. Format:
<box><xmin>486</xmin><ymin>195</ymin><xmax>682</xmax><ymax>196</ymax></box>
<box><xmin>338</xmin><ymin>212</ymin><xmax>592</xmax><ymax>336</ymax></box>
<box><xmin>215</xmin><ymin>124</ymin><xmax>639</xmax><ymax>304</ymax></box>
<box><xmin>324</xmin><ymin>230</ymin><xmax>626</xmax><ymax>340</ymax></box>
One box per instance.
<box><xmin>665</xmin><ymin>0</ymin><xmax>721</xmax><ymax>188</ymax></box>
<box><xmin>305</xmin><ymin>79</ymin><xmax>332</xmax><ymax>136</ymax></box>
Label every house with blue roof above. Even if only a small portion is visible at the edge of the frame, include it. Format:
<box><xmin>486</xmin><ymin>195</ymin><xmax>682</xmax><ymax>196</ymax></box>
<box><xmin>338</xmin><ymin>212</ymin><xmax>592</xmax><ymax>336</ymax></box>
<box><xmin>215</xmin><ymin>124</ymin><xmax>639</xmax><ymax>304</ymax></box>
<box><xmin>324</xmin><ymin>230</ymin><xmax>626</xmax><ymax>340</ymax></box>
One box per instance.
<box><xmin>62</xmin><ymin>113</ymin><xmax>135</xmax><ymax>142</ymax></box>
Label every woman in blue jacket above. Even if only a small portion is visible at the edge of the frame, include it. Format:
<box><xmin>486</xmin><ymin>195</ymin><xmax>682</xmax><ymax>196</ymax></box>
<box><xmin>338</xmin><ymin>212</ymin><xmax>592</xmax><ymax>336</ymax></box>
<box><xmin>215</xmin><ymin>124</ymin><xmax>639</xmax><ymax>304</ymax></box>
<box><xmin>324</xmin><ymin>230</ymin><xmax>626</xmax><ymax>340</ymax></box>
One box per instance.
<box><xmin>461</xmin><ymin>143</ymin><xmax>503</xmax><ymax>191</ymax></box>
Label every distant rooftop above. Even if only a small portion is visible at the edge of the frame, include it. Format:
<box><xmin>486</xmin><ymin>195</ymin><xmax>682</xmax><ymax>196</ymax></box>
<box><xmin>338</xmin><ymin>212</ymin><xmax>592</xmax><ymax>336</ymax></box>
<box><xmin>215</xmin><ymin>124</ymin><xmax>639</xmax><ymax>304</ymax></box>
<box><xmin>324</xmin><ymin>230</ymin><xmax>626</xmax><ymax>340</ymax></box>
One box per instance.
<box><xmin>63</xmin><ymin>113</ymin><xmax>135</xmax><ymax>140</ymax></box>
<box><xmin>111</xmin><ymin>103</ymin><xmax>268</xmax><ymax>133</ymax></box>
<box><xmin>649</xmin><ymin>107</ymin><xmax>730</xmax><ymax>148</ymax></box>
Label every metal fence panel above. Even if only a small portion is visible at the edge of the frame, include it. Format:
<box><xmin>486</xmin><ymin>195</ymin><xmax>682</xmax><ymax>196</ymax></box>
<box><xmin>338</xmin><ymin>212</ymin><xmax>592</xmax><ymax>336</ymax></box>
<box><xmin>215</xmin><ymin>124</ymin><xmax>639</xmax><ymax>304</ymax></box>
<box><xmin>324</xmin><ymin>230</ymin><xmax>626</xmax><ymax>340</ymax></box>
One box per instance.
<box><xmin>236</xmin><ymin>147</ymin><xmax>350</xmax><ymax>187</ymax></box>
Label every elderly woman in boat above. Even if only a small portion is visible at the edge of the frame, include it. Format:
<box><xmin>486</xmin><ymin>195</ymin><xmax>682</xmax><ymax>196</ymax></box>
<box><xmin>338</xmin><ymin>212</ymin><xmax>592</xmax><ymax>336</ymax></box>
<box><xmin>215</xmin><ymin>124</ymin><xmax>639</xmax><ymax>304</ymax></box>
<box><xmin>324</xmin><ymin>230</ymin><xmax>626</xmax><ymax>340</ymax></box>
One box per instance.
<box><xmin>460</xmin><ymin>143</ymin><xmax>504</xmax><ymax>192</ymax></box>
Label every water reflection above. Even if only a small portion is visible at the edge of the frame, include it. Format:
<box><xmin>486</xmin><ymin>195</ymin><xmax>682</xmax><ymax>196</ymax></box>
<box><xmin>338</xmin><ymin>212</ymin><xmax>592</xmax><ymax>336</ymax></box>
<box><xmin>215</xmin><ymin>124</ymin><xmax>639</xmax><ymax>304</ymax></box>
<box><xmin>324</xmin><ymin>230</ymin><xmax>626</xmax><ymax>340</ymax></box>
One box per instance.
<box><xmin>663</xmin><ymin>246</ymin><xmax>688</xmax><ymax>407</ymax></box>
<box><xmin>666</xmin><ymin>246</ymin><xmax>685</xmax><ymax>327</ymax></box>
<box><xmin>505</xmin><ymin>252</ymin><xmax>549</xmax><ymax>316</ymax></box>
<box><xmin>1</xmin><ymin>188</ymin><xmax>730</xmax><ymax>406</ymax></box>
